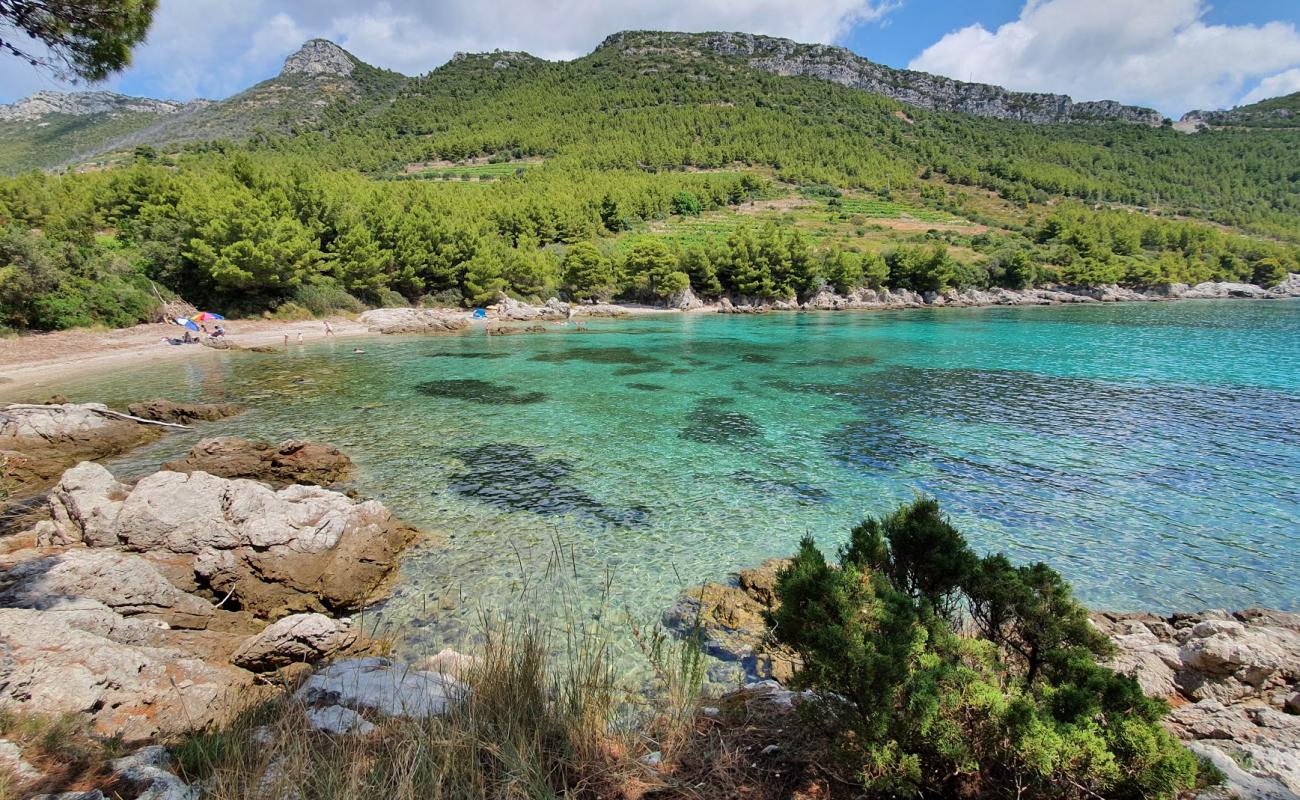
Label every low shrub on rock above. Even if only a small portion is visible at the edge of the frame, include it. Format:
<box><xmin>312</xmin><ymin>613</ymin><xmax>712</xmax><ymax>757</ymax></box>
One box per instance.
<box><xmin>767</xmin><ymin>498</ymin><xmax>1200</xmax><ymax>800</ymax></box>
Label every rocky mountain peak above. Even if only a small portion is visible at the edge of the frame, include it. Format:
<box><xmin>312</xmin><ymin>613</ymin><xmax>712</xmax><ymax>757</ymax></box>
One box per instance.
<box><xmin>0</xmin><ymin>90</ymin><xmax>185</xmax><ymax>123</ymax></box>
<box><xmin>280</xmin><ymin>39</ymin><xmax>356</xmax><ymax>78</ymax></box>
<box><xmin>597</xmin><ymin>30</ymin><xmax>1163</xmax><ymax>127</ymax></box>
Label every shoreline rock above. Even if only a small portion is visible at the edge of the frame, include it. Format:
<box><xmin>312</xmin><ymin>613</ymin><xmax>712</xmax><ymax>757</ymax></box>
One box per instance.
<box><xmin>126</xmin><ymin>399</ymin><xmax>244</xmax><ymax>425</ymax></box>
<box><xmin>39</xmin><ymin>462</ymin><xmax>417</xmax><ymax>617</ymax></box>
<box><xmin>0</xmin><ymin>450</ymin><xmax>420</xmax><ymax>742</ymax></box>
<box><xmin>0</xmin><ymin>403</ymin><xmax>164</xmax><ymax>497</ymax></box>
<box><xmin>357</xmin><ymin>273</ymin><xmax>1300</xmax><ymax>332</ymax></box>
<box><xmin>357</xmin><ymin>307</ymin><xmax>469</xmax><ymax>334</ymax></box>
<box><xmin>1095</xmin><ymin>609</ymin><xmax>1300</xmax><ymax>799</ymax></box>
<box><xmin>163</xmin><ymin>437</ymin><xmax>354</xmax><ymax>488</ymax></box>
<box><xmin>663</xmin><ymin>559</ymin><xmax>799</xmax><ymax>688</ymax></box>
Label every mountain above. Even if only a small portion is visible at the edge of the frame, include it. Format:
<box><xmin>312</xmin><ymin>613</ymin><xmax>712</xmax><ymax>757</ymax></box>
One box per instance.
<box><xmin>597</xmin><ymin>31</ymin><xmax>1165</xmax><ymax>126</ymax></box>
<box><xmin>0</xmin><ymin>31</ymin><xmax>1183</xmax><ymax>174</ymax></box>
<box><xmin>0</xmin><ymin>40</ymin><xmax>406</xmax><ymax>173</ymax></box>
<box><xmin>0</xmin><ymin>90</ymin><xmax>187</xmax><ymax>122</ymax></box>
<box><xmin>1179</xmin><ymin>92</ymin><xmax>1300</xmax><ymax>130</ymax></box>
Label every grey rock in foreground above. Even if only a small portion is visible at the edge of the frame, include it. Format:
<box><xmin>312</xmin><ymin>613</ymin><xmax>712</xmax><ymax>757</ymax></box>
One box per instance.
<box><xmin>40</xmin><ymin>461</ymin><xmax>416</xmax><ymax>617</ymax></box>
<box><xmin>112</xmin><ymin>745</ymin><xmax>199</xmax><ymax>800</ymax></box>
<box><xmin>232</xmin><ymin>613</ymin><xmax>357</xmax><ymax>671</ymax></box>
<box><xmin>295</xmin><ymin>657</ymin><xmax>468</xmax><ymax>719</ymax></box>
<box><xmin>0</xmin><ymin>605</ymin><xmax>251</xmax><ymax>741</ymax></box>
<box><xmin>1097</xmin><ymin>609</ymin><xmax>1300</xmax><ymax>799</ymax></box>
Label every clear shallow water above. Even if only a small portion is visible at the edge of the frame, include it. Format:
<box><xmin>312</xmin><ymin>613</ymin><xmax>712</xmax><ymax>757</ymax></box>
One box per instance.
<box><xmin>6</xmin><ymin>300</ymin><xmax>1298</xmax><ymax>667</ymax></box>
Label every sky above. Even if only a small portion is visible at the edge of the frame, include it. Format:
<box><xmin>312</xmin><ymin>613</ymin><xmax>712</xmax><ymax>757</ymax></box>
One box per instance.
<box><xmin>2</xmin><ymin>0</ymin><xmax>1299</xmax><ymax>117</ymax></box>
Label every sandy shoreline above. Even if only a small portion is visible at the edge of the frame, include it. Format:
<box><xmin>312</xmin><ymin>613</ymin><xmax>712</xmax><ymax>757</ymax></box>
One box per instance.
<box><xmin>0</xmin><ymin>317</ymin><xmax>378</xmax><ymax>394</ymax></box>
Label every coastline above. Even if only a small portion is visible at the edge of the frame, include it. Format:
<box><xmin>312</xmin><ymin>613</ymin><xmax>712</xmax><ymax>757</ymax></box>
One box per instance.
<box><xmin>2</xmin><ymin>276</ymin><xmax>1296</xmax><ymax>393</ymax></box>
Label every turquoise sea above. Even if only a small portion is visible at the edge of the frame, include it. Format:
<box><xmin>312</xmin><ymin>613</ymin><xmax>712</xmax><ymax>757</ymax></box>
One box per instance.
<box><xmin>7</xmin><ymin>300</ymin><xmax>1298</xmax><ymax>664</ymax></box>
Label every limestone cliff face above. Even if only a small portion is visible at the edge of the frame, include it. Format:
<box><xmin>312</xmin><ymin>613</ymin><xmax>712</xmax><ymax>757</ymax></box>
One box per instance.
<box><xmin>280</xmin><ymin>38</ymin><xmax>357</xmax><ymax>78</ymax></box>
<box><xmin>0</xmin><ymin>90</ymin><xmax>186</xmax><ymax>122</ymax></box>
<box><xmin>1179</xmin><ymin>92</ymin><xmax>1300</xmax><ymax>130</ymax></box>
<box><xmin>599</xmin><ymin>31</ymin><xmax>1165</xmax><ymax>127</ymax></box>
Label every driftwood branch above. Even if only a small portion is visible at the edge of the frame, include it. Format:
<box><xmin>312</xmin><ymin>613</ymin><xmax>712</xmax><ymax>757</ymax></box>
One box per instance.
<box><xmin>0</xmin><ymin>403</ymin><xmax>191</xmax><ymax>430</ymax></box>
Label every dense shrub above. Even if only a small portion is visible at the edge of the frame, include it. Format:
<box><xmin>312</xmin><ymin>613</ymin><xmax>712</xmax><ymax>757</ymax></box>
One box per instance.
<box><xmin>767</xmin><ymin>498</ymin><xmax>1199</xmax><ymax>800</ymax></box>
<box><xmin>294</xmin><ymin>283</ymin><xmax>366</xmax><ymax>316</ymax></box>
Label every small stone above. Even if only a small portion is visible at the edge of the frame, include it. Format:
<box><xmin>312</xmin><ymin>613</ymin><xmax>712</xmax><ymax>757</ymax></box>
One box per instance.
<box><xmin>641</xmin><ymin>751</ymin><xmax>662</xmax><ymax>767</ymax></box>
<box><xmin>232</xmin><ymin>613</ymin><xmax>357</xmax><ymax>671</ymax></box>
<box><xmin>0</xmin><ymin>738</ymin><xmax>41</xmax><ymax>781</ymax></box>
<box><xmin>305</xmin><ymin>705</ymin><xmax>375</xmax><ymax>735</ymax></box>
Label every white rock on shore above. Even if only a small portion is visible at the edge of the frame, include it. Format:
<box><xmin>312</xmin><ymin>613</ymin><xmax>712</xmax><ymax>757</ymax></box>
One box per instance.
<box><xmin>357</xmin><ymin>307</ymin><xmax>469</xmax><ymax>334</ymax></box>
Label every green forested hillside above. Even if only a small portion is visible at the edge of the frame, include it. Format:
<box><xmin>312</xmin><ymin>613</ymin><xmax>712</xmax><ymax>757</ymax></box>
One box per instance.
<box><xmin>1</xmin><ymin>32</ymin><xmax>1297</xmax><ymax>331</ymax></box>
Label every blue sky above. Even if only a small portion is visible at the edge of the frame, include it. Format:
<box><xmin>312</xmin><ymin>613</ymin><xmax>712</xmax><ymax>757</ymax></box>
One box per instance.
<box><xmin>3</xmin><ymin>0</ymin><xmax>1299</xmax><ymax>116</ymax></box>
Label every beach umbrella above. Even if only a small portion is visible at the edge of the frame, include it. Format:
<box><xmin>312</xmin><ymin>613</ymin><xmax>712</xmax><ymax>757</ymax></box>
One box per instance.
<box><xmin>190</xmin><ymin>311</ymin><xmax>225</xmax><ymax>321</ymax></box>
<box><xmin>173</xmin><ymin>317</ymin><xmax>201</xmax><ymax>332</ymax></box>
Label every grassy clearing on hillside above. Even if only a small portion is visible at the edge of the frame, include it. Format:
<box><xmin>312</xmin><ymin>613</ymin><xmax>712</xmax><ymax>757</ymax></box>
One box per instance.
<box><xmin>393</xmin><ymin>162</ymin><xmax>534</xmax><ymax>181</ymax></box>
<box><xmin>619</xmin><ymin>191</ymin><xmax>984</xmax><ymax>256</ymax></box>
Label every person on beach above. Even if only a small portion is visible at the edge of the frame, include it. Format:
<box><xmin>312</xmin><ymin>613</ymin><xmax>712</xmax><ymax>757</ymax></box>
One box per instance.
<box><xmin>298</xmin><ymin>332</ymin><xmax>304</xmax><ymax>344</ymax></box>
<box><xmin>324</xmin><ymin>320</ymin><xmax>334</xmax><ymax>336</ymax></box>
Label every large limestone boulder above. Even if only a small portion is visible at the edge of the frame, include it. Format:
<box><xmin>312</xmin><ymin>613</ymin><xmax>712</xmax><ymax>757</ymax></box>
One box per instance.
<box><xmin>0</xmin><ymin>548</ymin><xmax>215</xmax><ymax>629</ymax></box>
<box><xmin>357</xmin><ymin>308</ymin><xmax>469</xmax><ymax>334</ymax></box>
<box><xmin>42</xmin><ymin>463</ymin><xmax>417</xmax><ymax>618</ymax></box>
<box><xmin>163</xmin><ymin>437</ymin><xmax>353</xmax><ymax>487</ymax></box>
<box><xmin>126</xmin><ymin>399</ymin><xmax>243</xmax><ymax>425</ymax></box>
<box><xmin>0</xmin><ymin>606</ymin><xmax>251</xmax><ymax>741</ymax></box>
<box><xmin>231</xmin><ymin>613</ymin><xmax>357</xmax><ymax>671</ymax></box>
<box><xmin>0</xmin><ymin>403</ymin><xmax>162</xmax><ymax>495</ymax></box>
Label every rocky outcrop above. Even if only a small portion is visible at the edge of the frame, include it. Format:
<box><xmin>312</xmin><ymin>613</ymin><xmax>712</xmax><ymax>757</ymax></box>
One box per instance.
<box><xmin>0</xmin><ymin>604</ymin><xmax>252</xmax><ymax>741</ymax></box>
<box><xmin>1179</xmin><ymin>94</ymin><xmax>1299</xmax><ymax>131</ymax></box>
<box><xmin>39</xmin><ymin>462</ymin><xmax>417</xmax><ymax>618</ymax></box>
<box><xmin>1</xmin><ymin>450</ymin><xmax>421</xmax><ymax>742</ymax></box>
<box><xmin>281</xmin><ymin>39</ymin><xmax>356</xmax><ymax>78</ymax></box>
<box><xmin>733</xmin><ymin>275</ymin><xmax>1300</xmax><ymax>314</ymax></box>
<box><xmin>668</xmin><ymin>285</ymin><xmax>704</xmax><ymax>310</ymax></box>
<box><xmin>663</xmin><ymin>559</ymin><xmax>798</xmax><ymax>687</ymax></box>
<box><xmin>1095</xmin><ymin>609</ymin><xmax>1300</xmax><ymax>799</ymax></box>
<box><xmin>0</xmin><ymin>403</ymin><xmax>163</xmax><ymax>496</ymax></box>
<box><xmin>163</xmin><ymin>437</ymin><xmax>354</xmax><ymax>487</ymax></box>
<box><xmin>231</xmin><ymin>613</ymin><xmax>357</xmax><ymax>671</ymax></box>
<box><xmin>0</xmin><ymin>548</ymin><xmax>216</xmax><ymax>629</ymax></box>
<box><xmin>598</xmin><ymin>31</ymin><xmax>1163</xmax><ymax>126</ymax></box>
<box><xmin>494</xmin><ymin>295</ymin><xmax>571</xmax><ymax>320</ymax></box>
<box><xmin>126</xmin><ymin>399</ymin><xmax>244</xmax><ymax>425</ymax></box>
<box><xmin>0</xmin><ymin>90</ymin><xmax>185</xmax><ymax>123</ymax></box>
<box><xmin>357</xmin><ymin>307</ymin><xmax>470</xmax><ymax>334</ymax></box>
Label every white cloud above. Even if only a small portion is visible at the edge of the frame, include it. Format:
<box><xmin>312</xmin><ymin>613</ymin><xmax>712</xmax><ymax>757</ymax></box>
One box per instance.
<box><xmin>1240</xmin><ymin>67</ymin><xmax>1300</xmax><ymax>106</ymax></box>
<box><xmin>909</xmin><ymin>0</ymin><xmax>1300</xmax><ymax>116</ymax></box>
<box><xmin>1</xmin><ymin>0</ymin><xmax>897</xmax><ymax>102</ymax></box>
